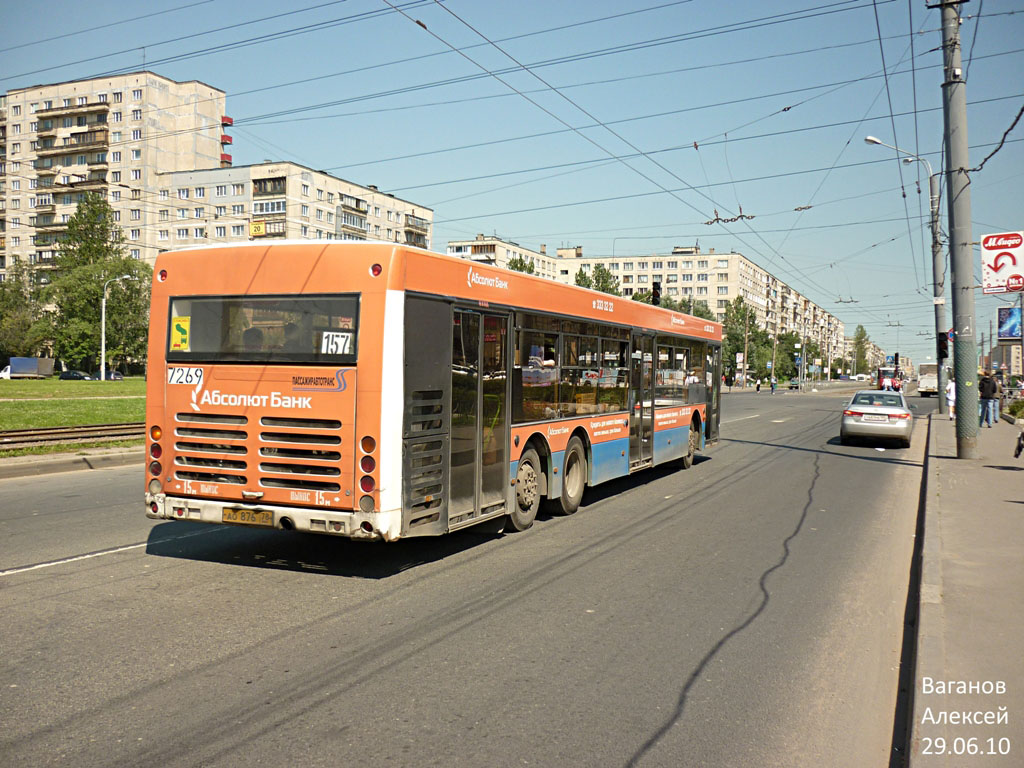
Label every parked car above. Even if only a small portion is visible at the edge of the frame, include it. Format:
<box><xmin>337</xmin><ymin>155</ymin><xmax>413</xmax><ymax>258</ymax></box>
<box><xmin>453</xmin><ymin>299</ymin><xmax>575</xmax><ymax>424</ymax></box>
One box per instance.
<box><xmin>58</xmin><ymin>370</ymin><xmax>92</xmax><ymax>380</ymax></box>
<box><xmin>840</xmin><ymin>390</ymin><xmax>914</xmax><ymax>447</ymax></box>
<box><xmin>788</xmin><ymin>378</ymin><xmax>800</xmax><ymax>390</ymax></box>
<box><xmin>91</xmin><ymin>370</ymin><xmax>124</xmax><ymax>380</ymax></box>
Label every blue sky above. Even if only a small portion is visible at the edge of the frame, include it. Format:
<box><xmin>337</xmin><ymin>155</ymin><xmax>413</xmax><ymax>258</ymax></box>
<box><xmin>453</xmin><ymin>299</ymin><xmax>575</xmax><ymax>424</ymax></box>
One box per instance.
<box><xmin>3</xmin><ymin>0</ymin><xmax>1022</xmax><ymax>366</ymax></box>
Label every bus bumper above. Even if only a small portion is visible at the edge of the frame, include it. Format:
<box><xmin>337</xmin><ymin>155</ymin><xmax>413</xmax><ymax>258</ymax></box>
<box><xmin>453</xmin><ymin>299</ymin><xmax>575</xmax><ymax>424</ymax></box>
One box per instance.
<box><xmin>145</xmin><ymin>493</ymin><xmax>402</xmax><ymax>541</ymax></box>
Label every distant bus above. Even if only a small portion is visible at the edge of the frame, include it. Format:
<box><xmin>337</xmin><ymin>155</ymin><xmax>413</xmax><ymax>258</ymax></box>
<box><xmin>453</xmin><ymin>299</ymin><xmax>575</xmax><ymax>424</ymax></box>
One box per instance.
<box><xmin>877</xmin><ymin>366</ymin><xmax>900</xmax><ymax>391</ymax></box>
<box><xmin>144</xmin><ymin>242</ymin><xmax>723</xmax><ymax>541</ymax></box>
<box><xmin>918</xmin><ymin>363</ymin><xmax>939</xmax><ymax>396</ymax></box>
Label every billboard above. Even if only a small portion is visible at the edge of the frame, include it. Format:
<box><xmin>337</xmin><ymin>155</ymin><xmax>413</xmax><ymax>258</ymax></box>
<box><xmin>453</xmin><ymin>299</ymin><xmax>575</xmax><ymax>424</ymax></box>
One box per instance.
<box><xmin>998</xmin><ymin>306</ymin><xmax>1021</xmax><ymax>340</ymax></box>
<box><xmin>981</xmin><ymin>232</ymin><xmax>1024</xmax><ymax>294</ymax></box>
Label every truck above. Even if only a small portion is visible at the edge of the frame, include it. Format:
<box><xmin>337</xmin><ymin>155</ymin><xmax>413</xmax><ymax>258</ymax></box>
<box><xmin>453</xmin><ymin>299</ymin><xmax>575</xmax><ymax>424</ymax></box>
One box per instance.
<box><xmin>0</xmin><ymin>357</ymin><xmax>56</xmax><ymax>379</ymax></box>
<box><xmin>918</xmin><ymin>363</ymin><xmax>939</xmax><ymax>396</ymax></box>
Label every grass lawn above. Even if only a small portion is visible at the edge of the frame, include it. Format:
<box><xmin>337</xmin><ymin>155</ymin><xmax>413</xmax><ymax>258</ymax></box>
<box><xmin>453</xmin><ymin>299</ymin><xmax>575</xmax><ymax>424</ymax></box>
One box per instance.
<box><xmin>0</xmin><ymin>377</ymin><xmax>146</xmax><ymax>399</ymax></box>
<box><xmin>0</xmin><ymin>377</ymin><xmax>146</xmax><ymax>432</ymax></box>
<box><xmin>0</xmin><ymin>438</ymin><xmax>144</xmax><ymax>459</ymax></box>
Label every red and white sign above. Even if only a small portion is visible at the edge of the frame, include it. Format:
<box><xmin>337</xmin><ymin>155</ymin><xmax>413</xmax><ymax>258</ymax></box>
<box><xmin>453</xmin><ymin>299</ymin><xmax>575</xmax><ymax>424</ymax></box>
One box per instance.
<box><xmin>981</xmin><ymin>231</ymin><xmax>1024</xmax><ymax>294</ymax></box>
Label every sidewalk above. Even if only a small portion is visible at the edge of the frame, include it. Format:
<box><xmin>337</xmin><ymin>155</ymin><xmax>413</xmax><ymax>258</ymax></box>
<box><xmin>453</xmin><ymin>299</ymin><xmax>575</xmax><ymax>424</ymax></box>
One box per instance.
<box><xmin>0</xmin><ymin>446</ymin><xmax>142</xmax><ymax>480</ymax></box>
<box><xmin>911</xmin><ymin>414</ymin><xmax>1023</xmax><ymax>765</ymax></box>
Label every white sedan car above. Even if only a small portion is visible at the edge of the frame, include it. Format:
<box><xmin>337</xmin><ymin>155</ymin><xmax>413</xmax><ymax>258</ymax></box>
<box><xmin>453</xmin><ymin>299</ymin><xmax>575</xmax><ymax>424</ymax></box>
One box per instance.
<box><xmin>840</xmin><ymin>390</ymin><xmax>914</xmax><ymax>448</ymax></box>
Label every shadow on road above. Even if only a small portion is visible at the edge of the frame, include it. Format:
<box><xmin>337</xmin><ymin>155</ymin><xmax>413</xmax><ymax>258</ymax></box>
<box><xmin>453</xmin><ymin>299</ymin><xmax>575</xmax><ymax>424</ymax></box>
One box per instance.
<box><xmin>724</xmin><ymin>435</ymin><xmax>922</xmax><ymax>467</ymax></box>
<box><xmin>144</xmin><ymin>456</ymin><xmax>714</xmax><ymax>578</ymax></box>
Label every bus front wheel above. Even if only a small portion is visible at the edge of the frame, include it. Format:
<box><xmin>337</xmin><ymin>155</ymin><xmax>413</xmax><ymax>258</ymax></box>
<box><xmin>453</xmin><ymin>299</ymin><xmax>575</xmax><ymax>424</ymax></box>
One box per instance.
<box><xmin>509</xmin><ymin>447</ymin><xmax>541</xmax><ymax>531</ymax></box>
<box><xmin>545</xmin><ymin>436</ymin><xmax>586</xmax><ymax>515</ymax></box>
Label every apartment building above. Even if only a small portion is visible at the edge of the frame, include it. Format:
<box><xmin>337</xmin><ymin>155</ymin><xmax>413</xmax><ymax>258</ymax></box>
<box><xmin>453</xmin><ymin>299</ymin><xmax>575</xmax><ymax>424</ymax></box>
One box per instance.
<box><xmin>446</xmin><ymin>234</ymin><xmax>559</xmax><ymax>280</ymax></box>
<box><xmin>155</xmin><ymin>162</ymin><xmax>432</xmax><ymax>250</ymax></box>
<box><xmin>0</xmin><ymin>72</ymin><xmax>228</xmax><ymax>278</ymax></box>
<box><xmin>0</xmin><ymin>72</ymin><xmax>433</xmax><ymax>282</ymax></box>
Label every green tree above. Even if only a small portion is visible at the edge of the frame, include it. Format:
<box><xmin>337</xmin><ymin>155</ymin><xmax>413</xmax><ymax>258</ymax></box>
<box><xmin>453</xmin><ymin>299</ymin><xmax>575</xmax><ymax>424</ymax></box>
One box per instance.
<box><xmin>722</xmin><ymin>298</ymin><xmax>761</xmax><ymax>378</ymax></box>
<box><xmin>49</xmin><ymin>192</ymin><xmax>152</xmax><ymax>370</ymax></box>
<box><xmin>0</xmin><ymin>260</ymin><xmax>49</xmax><ymax>360</ymax></box>
<box><xmin>677</xmin><ymin>296</ymin><xmax>714</xmax><ymax>321</ymax></box>
<box><xmin>574</xmin><ymin>266</ymin><xmax>593</xmax><ymax>289</ymax></box>
<box><xmin>591</xmin><ymin>264</ymin><xmax>621</xmax><ymax>296</ymax></box>
<box><xmin>631</xmin><ymin>289</ymin><xmax>652</xmax><ymax>304</ymax></box>
<box><xmin>853</xmin><ymin>324</ymin><xmax>870</xmax><ymax>374</ymax></box>
<box><xmin>507</xmin><ymin>255</ymin><xmax>535</xmax><ymax>274</ymax></box>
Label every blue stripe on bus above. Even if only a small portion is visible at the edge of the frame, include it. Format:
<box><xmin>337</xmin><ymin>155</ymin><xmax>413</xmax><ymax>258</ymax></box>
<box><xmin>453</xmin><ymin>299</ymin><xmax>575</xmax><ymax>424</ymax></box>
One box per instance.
<box><xmin>548</xmin><ymin>450</ymin><xmax>564</xmax><ymax>499</ymax></box>
<box><xmin>590</xmin><ymin>437</ymin><xmax>629</xmax><ymax>486</ymax></box>
<box><xmin>653</xmin><ymin>426</ymin><xmax>688</xmax><ymax>464</ymax></box>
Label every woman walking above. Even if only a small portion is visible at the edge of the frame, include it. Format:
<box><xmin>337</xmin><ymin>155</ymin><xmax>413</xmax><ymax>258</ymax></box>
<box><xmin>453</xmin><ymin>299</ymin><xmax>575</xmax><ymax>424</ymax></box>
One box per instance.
<box><xmin>945</xmin><ymin>377</ymin><xmax>956</xmax><ymax>420</ymax></box>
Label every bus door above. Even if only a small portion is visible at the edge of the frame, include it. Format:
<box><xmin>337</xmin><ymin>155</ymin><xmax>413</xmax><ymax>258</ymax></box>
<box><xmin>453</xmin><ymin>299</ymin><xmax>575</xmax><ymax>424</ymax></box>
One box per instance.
<box><xmin>448</xmin><ymin>309</ymin><xmax>510</xmax><ymax>529</ymax></box>
<box><xmin>707</xmin><ymin>344</ymin><xmax>722</xmax><ymax>443</ymax></box>
<box><xmin>629</xmin><ymin>333</ymin><xmax>655</xmax><ymax>468</ymax></box>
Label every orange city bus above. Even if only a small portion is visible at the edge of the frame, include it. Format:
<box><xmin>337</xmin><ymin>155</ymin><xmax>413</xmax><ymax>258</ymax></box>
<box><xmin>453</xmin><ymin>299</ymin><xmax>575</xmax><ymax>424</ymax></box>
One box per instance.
<box><xmin>145</xmin><ymin>242</ymin><xmax>722</xmax><ymax>541</ymax></box>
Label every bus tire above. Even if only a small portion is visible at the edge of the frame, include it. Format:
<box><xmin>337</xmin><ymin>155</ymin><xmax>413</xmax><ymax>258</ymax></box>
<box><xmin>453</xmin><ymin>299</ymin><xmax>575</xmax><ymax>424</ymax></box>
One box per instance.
<box><xmin>509</xmin><ymin>447</ymin><xmax>541</xmax><ymax>532</ymax></box>
<box><xmin>680</xmin><ymin>419</ymin><xmax>700</xmax><ymax>469</ymax></box>
<box><xmin>546</xmin><ymin>436</ymin><xmax>586</xmax><ymax>515</ymax></box>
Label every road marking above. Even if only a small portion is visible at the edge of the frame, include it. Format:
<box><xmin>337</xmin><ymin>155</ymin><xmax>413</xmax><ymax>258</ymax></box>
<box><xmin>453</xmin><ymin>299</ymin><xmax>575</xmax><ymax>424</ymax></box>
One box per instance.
<box><xmin>771</xmin><ymin>419</ymin><xmax>788</xmax><ymax>423</ymax></box>
<box><xmin>722</xmin><ymin>414</ymin><xmax>760</xmax><ymax>424</ymax></box>
<box><xmin>0</xmin><ymin>527</ymin><xmax>217</xmax><ymax>577</ymax></box>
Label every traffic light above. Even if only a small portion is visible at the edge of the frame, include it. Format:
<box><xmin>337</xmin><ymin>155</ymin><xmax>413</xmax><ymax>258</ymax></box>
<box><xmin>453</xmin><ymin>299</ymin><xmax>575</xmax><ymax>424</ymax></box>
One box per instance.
<box><xmin>652</xmin><ymin>281</ymin><xmax>661</xmax><ymax>306</ymax></box>
<box><xmin>938</xmin><ymin>333</ymin><xmax>949</xmax><ymax>360</ymax></box>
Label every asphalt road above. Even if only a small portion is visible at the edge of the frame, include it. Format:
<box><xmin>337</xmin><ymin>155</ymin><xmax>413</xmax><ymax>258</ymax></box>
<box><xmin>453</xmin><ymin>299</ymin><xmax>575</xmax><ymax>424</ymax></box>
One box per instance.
<box><xmin>0</xmin><ymin>389</ymin><xmax>935</xmax><ymax>767</ymax></box>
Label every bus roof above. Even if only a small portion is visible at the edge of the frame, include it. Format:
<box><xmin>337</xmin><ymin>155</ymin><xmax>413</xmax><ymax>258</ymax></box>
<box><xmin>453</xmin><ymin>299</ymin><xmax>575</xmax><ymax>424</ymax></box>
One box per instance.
<box><xmin>155</xmin><ymin>242</ymin><xmax>723</xmax><ymax>343</ymax></box>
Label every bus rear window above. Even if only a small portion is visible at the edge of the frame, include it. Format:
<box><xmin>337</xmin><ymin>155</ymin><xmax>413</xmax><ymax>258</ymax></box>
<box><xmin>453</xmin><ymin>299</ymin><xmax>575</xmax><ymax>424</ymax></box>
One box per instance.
<box><xmin>167</xmin><ymin>294</ymin><xmax>359</xmax><ymax>364</ymax></box>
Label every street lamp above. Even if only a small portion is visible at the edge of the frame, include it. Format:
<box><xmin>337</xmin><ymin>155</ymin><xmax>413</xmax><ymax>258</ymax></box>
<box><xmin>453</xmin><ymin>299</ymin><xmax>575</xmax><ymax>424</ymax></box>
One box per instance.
<box><xmin>101</xmin><ymin>274</ymin><xmax>133</xmax><ymax>381</ymax></box>
<box><xmin>864</xmin><ymin>136</ymin><xmax>948</xmax><ymax>415</ymax></box>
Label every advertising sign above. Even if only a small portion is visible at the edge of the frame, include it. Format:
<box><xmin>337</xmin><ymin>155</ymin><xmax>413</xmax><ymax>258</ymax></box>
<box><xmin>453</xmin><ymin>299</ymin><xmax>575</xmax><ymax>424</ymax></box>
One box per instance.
<box><xmin>249</xmin><ymin>220</ymin><xmax>266</xmax><ymax>237</ymax></box>
<box><xmin>998</xmin><ymin>306</ymin><xmax>1022</xmax><ymax>340</ymax></box>
<box><xmin>981</xmin><ymin>231</ymin><xmax>1024</xmax><ymax>294</ymax></box>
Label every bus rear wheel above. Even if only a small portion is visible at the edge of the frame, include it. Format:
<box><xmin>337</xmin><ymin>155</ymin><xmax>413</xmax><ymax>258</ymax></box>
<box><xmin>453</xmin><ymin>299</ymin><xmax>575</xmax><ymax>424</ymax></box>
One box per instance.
<box><xmin>508</xmin><ymin>447</ymin><xmax>541</xmax><ymax>532</ymax></box>
<box><xmin>680</xmin><ymin>420</ymin><xmax>700</xmax><ymax>469</ymax></box>
<box><xmin>545</xmin><ymin>436</ymin><xmax>586</xmax><ymax>515</ymax></box>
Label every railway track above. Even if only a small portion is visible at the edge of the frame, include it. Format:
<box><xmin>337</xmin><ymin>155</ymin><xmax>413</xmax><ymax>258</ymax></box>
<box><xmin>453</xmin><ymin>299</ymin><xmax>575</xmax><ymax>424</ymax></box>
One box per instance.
<box><xmin>0</xmin><ymin>422</ymin><xmax>145</xmax><ymax>450</ymax></box>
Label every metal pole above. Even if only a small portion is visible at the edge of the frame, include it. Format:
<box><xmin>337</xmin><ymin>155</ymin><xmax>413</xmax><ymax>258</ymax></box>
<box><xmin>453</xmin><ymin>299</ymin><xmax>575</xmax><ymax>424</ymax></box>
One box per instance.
<box><xmin>929</xmin><ymin>172</ymin><xmax>948</xmax><ymax>414</ymax></box>
<box><xmin>742</xmin><ymin>307</ymin><xmax>749</xmax><ymax>388</ymax></box>
<box><xmin>941</xmin><ymin>1</ymin><xmax>978</xmax><ymax>458</ymax></box>
<box><xmin>100</xmin><ymin>288</ymin><xmax>107</xmax><ymax>382</ymax></box>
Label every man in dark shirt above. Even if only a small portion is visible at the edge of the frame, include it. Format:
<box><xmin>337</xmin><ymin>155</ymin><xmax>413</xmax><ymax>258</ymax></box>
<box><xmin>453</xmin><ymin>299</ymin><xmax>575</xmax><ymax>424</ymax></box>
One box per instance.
<box><xmin>979</xmin><ymin>370</ymin><xmax>998</xmax><ymax>428</ymax></box>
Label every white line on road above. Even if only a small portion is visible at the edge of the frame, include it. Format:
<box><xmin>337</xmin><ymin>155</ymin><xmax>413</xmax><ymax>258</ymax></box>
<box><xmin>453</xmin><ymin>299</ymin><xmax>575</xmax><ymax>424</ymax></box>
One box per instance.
<box><xmin>722</xmin><ymin>414</ymin><xmax>760</xmax><ymax>424</ymax></box>
<box><xmin>0</xmin><ymin>527</ymin><xmax>217</xmax><ymax>577</ymax></box>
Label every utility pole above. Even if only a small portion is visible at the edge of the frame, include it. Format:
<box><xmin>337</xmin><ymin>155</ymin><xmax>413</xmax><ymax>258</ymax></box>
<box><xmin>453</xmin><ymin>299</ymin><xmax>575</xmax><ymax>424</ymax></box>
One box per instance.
<box><xmin>927</xmin><ymin>171</ymin><xmax>948</xmax><ymax>414</ymax></box>
<box><xmin>941</xmin><ymin>0</ymin><xmax>978</xmax><ymax>458</ymax></box>
<box><xmin>742</xmin><ymin>306</ymin><xmax>749</xmax><ymax>388</ymax></box>
<box><xmin>1019</xmin><ymin>292</ymin><xmax>1023</xmax><ymax>381</ymax></box>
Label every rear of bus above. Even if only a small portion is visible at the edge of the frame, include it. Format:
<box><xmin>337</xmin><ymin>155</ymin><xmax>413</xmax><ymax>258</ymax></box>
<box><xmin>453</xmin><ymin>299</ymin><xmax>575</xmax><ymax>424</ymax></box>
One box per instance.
<box><xmin>144</xmin><ymin>242</ymin><xmax>400</xmax><ymax>541</ymax></box>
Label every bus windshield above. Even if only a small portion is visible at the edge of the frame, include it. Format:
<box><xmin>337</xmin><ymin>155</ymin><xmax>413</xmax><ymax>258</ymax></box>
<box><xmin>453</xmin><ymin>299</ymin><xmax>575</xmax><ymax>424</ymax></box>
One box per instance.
<box><xmin>166</xmin><ymin>294</ymin><xmax>359</xmax><ymax>364</ymax></box>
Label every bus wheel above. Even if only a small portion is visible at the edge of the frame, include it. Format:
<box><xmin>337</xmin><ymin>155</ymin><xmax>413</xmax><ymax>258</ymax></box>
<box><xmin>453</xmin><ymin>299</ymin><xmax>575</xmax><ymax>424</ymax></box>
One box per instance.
<box><xmin>546</xmin><ymin>436</ymin><xmax>586</xmax><ymax>515</ymax></box>
<box><xmin>680</xmin><ymin>420</ymin><xmax>700</xmax><ymax>469</ymax></box>
<box><xmin>509</xmin><ymin>447</ymin><xmax>541</xmax><ymax>531</ymax></box>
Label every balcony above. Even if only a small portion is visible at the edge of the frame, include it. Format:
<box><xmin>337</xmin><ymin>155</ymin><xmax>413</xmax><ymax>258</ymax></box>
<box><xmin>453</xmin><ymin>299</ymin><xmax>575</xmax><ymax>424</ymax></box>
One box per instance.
<box><xmin>37</xmin><ymin>101</ymin><xmax>110</xmax><ymax>119</ymax></box>
<box><xmin>404</xmin><ymin>214</ymin><xmax>429</xmax><ymax>234</ymax></box>
<box><xmin>220</xmin><ymin>134</ymin><xmax>232</xmax><ymax>145</ymax></box>
<box><xmin>35</xmin><ymin>129</ymin><xmax>110</xmax><ymax>157</ymax></box>
<box><xmin>341</xmin><ymin>196</ymin><xmax>368</xmax><ymax>214</ymax></box>
<box><xmin>68</xmin><ymin>176</ymin><xmax>108</xmax><ymax>193</ymax></box>
<box><xmin>35</xmin><ymin>220</ymin><xmax>68</xmax><ymax>234</ymax></box>
<box><xmin>34</xmin><ymin>203</ymin><xmax>55</xmax><ymax>215</ymax></box>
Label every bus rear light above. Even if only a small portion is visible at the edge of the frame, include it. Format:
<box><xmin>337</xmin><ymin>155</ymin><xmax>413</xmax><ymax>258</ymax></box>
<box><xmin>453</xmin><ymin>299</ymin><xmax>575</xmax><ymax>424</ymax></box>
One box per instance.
<box><xmin>149</xmin><ymin>461</ymin><xmax>162</xmax><ymax>476</ymax></box>
<box><xmin>150</xmin><ymin>502</ymin><xmax>159</xmax><ymax>514</ymax></box>
<box><xmin>150</xmin><ymin>425</ymin><xmax>163</xmax><ymax>441</ymax></box>
<box><xmin>150</xmin><ymin>443</ymin><xmax>162</xmax><ymax>459</ymax></box>
<box><xmin>360</xmin><ymin>435</ymin><xmax>376</xmax><ymax>453</ymax></box>
<box><xmin>158</xmin><ymin>269</ymin><xmax>168</xmax><ymax>282</ymax></box>
<box><xmin>360</xmin><ymin>475</ymin><xmax>375</xmax><ymax>493</ymax></box>
<box><xmin>360</xmin><ymin>455</ymin><xmax>375</xmax><ymax>473</ymax></box>
<box><xmin>359</xmin><ymin>495</ymin><xmax>374</xmax><ymax>513</ymax></box>
<box><xmin>370</xmin><ymin>263</ymin><xmax>382</xmax><ymax>277</ymax></box>
<box><xmin>148</xmin><ymin>479</ymin><xmax>162</xmax><ymax>495</ymax></box>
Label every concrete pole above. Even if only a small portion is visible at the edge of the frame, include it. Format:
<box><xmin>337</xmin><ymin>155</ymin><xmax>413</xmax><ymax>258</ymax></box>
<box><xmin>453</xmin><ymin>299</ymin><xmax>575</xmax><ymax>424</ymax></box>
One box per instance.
<box><xmin>742</xmin><ymin>307</ymin><xmax>749</xmax><ymax>387</ymax></box>
<box><xmin>941</xmin><ymin>1</ymin><xmax>978</xmax><ymax>458</ymax></box>
<box><xmin>929</xmin><ymin>172</ymin><xmax>948</xmax><ymax>414</ymax></box>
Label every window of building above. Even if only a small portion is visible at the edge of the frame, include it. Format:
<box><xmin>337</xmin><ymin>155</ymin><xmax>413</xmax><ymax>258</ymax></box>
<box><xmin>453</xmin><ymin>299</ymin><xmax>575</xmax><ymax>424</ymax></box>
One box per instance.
<box><xmin>215</xmin><ymin>205</ymin><xmax>226</xmax><ymax>216</ymax></box>
<box><xmin>110</xmin><ymin>171</ymin><xmax>121</xmax><ymax>182</ymax></box>
<box><xmin>131</xmin><ymin>149</ymin><xmax>141</xmax><ymax>160</ymax></box>
<box><xmin>698</xmin><ymin>260</ymin><xmax>709</xmax><ymax>268</ymax></box>
<box><xmin>316</xmin><ymin>209</ymin><xmax>324</xmax><ymax>221</ymax></box>
<box><xmin>301</xmin><ymin>184</ymin><xmax>310</xmax><ymax>196</ymax></box>
<box><xmin>231</xmin><ymin>204</ymin><xmax>244</xmax><ymax>215</ymax></box>
<box><xmin>77</xmin><ymin>96</ymin><xmax>87</xmax><ymax>106</ymax></box>
<box><xmin>178</xmin><ymin>188</ymin><xmax>189</xmax><ymax>199</ymax></box>
<box><xmin>608</xmin><ymin>262</ymin><xmax>619</xmax><ymax>270</ymax></box>
<box><xmin>194</xmin><ymin>207</ymin><xmax>204</xmax><ymax>218</ymax></box>
<box><xmin>111</xmin><ymin>190</ymin><xmax>121</xmax><ymax>202</ymax></box>
<box><xmin>110</xmin><ymin>151</ymin><xmax>121</xmax><ymax>163</ymax></box>
<box><xmin>231</xmin><ymin>225</ymin><xmax>244</xmax><ymax>236</ymax></box>
<box><xmin>194</xmin><ymin>187</ymin><xmax>205</xmax><ymax>198</ymax></box>
<box><xmin>113</xmin><ymin>92</ymin><xmax>122</xmax><ymax>103</ymax></box>
<box><xmin>681</xmin><ymin>274</ymin><xmax>692</xmax><ymax>282</ymax></box>
<box><xmin>316</xmin><ymin>189</ymin><xmax>324</xmax><ymax>200</ymax></box>
<box><xmin>666</xmin><ymin>274</ymin><xmax>678</xmax><ymax>283</ymax></box>
<box><xmin>374</xmin><ymin>206</ymin><xmax>381</xmax><ymax>217</ymax></box>
<box><xmin>717</xmin><ymin>259</ymin><xmax>729</xmax><ymax>268</ymax></box>
<box><xmin>301</xmin><ymin>204</ymin><xmax>309</xmax><ymax>217</ymax></box>
<box><xmin>132</xmin><ymin>89</ymin><xmax>142</xmax><ymax>100</ymax></box>
<box><xmin>638</xmin><ymin>275</ymin><xmax>648</xmax><ymax>283</ymax></box>
<box><xmin>252</xmin><ymin>200</ymin><xmax>285</xmax><ymax>215</ymax></box>
<box><xmin>717</xmin><ymin>286</ymin><xmax>729</xmax><ymax>295</ymax></box>
<box><xmin>301</xmin><ymin>225</ymin><xmax>309</xmax><ymax>237</ymax></box>
<box><xmin>129</xmin><ymin>229</ymin><xmax>140</xmax><ymax>240</ymax></box>
<box><xmin>232</xmin><ymin>183</ymin><xmax>244</xmax><ymax>195</ymax></box>
<box><xmin>327</xmin><ymin>192</ymin><xmax>334</xmax><ymax>203</ymax></box>
<box><xmin>132</xmin><ymin>189</ymin><xmax>141</xmax><ymax>199</ymax></box>
<box><xmin>131</xmin><ymin>109</ymin><xmax>142</xmax><ymax>120</ymax></box>
<box><xmin>159</xmin><ymin>210</ymin><xmax>169</xmax><ymax>221</ymax></box>
<box><xmin>215</xmin><ymin>185</ymin><xmax>227</xmax><ymax>196</ymax></box>
<box><xmin>623</xmin><ymin>262</ymin><xmax>633</xmax><ymax>270</ymax></box>
<box><xmin>130</xmin><ymin>209</ymin><xmax>141</xmax><ymax>220</ymax></box>
<box><xmin>215</xmin><ymin>226</ymin><xmax>226</xmax><ymax>238</ymax></box>
<box><xmin>682</xmin><ymin>287</ymin><xmax>692</xmax><ymax>295</ymax></box>
<box><xmin>177</xmin><ymin>209</ymin><xmax>188</xmax><ymax>219</ymax></box>
<box><xmin>652</xmin><ymin>261</ymin><xmax>663</xmax><ymax>269</ymax></box>
<box><xmin>622</xmin><ymin>275</ymin><xmax>633</xmax><ymax>284</ymax></box>
<box><xmin>131</xmin><ymin>170</ymin><xmax>141</xmax><ymax>180</ymax></box>
<box><xmin>697</xmin><ymin>273</ymin><xmax>709</xmax><ymax>282</ymax></box>
<box><xmin>177</xmin><ymin>228</ymin><xmax>189</xmax><ymax>239</ymax></box>
<box><xmin>717</xmin><ymin>272</ymin><xmax>729</xmax><ymax>281</ymax></box>
<box><xmin>697</xmin><ymin>286</ymin><xmax>708</xmax><ymax>295</ymax></box>
<box><xmin>11</xmin><ymin>105</ymin><xmax>20</xmax><ymax>116</ymax></box>
<box><xmin>194</xmin><ymin>227</ymin><xmax>205</xmax><ymax>238</ymax></box>
<box><xmin>131</xmin><ymin>129</ymin><xmax>141</xmax><ymax>140</ymax></box>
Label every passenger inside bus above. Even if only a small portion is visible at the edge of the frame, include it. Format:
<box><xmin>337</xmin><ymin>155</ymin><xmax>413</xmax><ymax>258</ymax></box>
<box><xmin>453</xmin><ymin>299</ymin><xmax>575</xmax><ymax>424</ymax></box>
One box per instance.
<box><xmin>242</xmin><ymin>327</ymin><xmax>264</xmax><ymax>351</ymax></box>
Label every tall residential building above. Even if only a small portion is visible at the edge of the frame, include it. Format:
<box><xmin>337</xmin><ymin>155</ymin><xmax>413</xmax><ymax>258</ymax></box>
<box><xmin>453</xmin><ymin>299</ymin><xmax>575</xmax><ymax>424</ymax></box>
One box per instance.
<box><xmin>0</xmin><ymin>72</ymin><xmax>229</xmax><ymax>279</ymax></box>
<box><xmin>155</xmin><ymin>163</ymin><xmax>431</xmax><ymax>250</ymax></box>
<box><xmin>0</xmin><ymin>72</ymin><xmax>433</xmax><ymax>282</ymax></box>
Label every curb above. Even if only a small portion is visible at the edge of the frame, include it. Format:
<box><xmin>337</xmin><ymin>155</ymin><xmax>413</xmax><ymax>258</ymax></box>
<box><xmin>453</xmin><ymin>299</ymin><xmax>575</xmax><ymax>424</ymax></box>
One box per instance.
<box><xmin>909</xmin><ymin>414</ymin><xmax>946</xmax><ymax>765</ymax></box>
<box><xmin>0</xmin><ymin>449</ymin><xmax>143</xmax><ymax>480</ymax></box>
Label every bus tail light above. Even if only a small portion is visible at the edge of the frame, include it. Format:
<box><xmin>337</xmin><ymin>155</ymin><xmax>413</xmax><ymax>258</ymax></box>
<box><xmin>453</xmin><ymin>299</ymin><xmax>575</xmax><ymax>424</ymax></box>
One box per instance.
<box><xmin>148</xmin><ymin>479</ymin><xmax>162</xmax><ymax>495</ymax></box>
<box><xmin>370</xmin><ymin>263</ymin><xmax>382</xmax><ymax>277</ymax></box>
<box><xmin>150</xmin><ymin>502</ymin><xmax>159</xmax><ymax>514</ymax></box>
<box><xmin>158</xmin><ymin>269</ymin><xmax>168</xmax><ymax>282</ymax></box>
<box><xmin>150</xmin><ymin>443</ymin><xmax>162</xmax><ymax>459</ymax></box>
<box><xmin>360</xmin><ymin>435</ymin><xmax>376</xmax><ymax>453</ymax></box>
<box><xmin>149</xmin><ymin>461</ymin><xmax>162</xmax><ymax>476</ymax></box>
<box><xmin>150</xmin><ymin>425</ymin><xmax>162</xmax><ymax>440</ymax></box>
<box><xmin>360</xmin><ymin>476</ymin><xmax>375</xmax><ymax>493</ymax></box>
<box><xmin>359</xmin><ymin>496</ymin><xmax>374</xmax><ymax>513</ymax></box>
<box><xmin>360</xmin><ymin>455</ymin><xmax>375</xmax><ymax>473</ymax></box>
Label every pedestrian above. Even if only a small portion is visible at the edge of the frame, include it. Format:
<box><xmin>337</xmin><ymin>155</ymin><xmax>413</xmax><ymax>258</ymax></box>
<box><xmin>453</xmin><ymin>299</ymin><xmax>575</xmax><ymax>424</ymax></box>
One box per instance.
<box><xmin>756</xmin><ymin>377</ymin><xmax>761</xmax><ymax>393</ymax></box>
<box><xmin>945</xmin><ymin>377</ymin><xmax>956</xmax><ymax>420</ymax></box>
<box><xmin>979</xmin><ymin>369</ymin><xmax>998</xmax><ymax>428</ymax></box>
<box><xmin>770</xmin><ymin>375</ymin><xmax>777</xmax><ymax>395</ymax></box>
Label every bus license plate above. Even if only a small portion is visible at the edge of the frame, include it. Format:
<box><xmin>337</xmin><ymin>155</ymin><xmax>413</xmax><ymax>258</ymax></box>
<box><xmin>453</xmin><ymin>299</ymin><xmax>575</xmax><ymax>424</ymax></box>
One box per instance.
<box><xmin>223</xmin><ymin>508</ymin><xmax>274</xmax><ymax>527</ymax></box>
